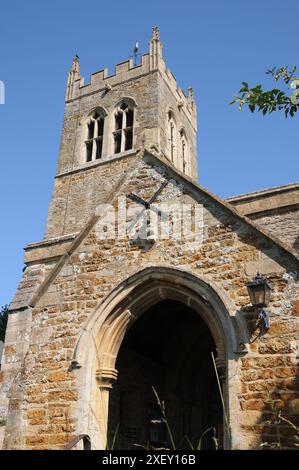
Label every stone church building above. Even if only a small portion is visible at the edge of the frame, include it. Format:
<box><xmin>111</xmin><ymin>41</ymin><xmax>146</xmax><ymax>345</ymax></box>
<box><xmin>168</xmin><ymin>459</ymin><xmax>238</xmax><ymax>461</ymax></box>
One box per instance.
<box><xmin>0</xmin><ymin>27</ymin><xmax>298</xmax><ymax>450</ymax></box>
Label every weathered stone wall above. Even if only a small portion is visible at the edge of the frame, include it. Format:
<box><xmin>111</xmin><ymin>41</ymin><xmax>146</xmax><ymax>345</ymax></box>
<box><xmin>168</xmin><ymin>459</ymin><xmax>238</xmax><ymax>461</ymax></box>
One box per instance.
<box><xmin>46</xmin><ymin>40</ymin><xmax>198</xmax><ymax>241</ymax></box>
<box><xmin>58</xmin><ymin>71</ymin><xmax>160</xmax><ymax>175</ymax></box>
<box><xmin>227</xmin><ymin>183</ymin><xmax>299</xmax><ymax>251</ymax></box>
<box><xmin>158</xmin><ymin>71</ymin><xmax>197</xmax><ymax>177</ymax></box>
<box><xmin>45</xmin><ymin>154</ymin><xmax>136</xmax><ymax>239</ymax></box>
<box><xmin>46</xmin><ymin>75</ymin><xmax>198</xmax><ymax>240</ymax></box>
<box><xmin>3</xmin><ymin>26</ymin><xmax>298</xmax><ymax>452</ymax></box>
<box><xmin>251</xmin><ymin>209</ymin><xmax>299</xmax><ymax>252</ymax></box>
<box><xmin>1</xmin><ymin>154</ymin><xmax>298</xmax><ymax>450</ymax></box>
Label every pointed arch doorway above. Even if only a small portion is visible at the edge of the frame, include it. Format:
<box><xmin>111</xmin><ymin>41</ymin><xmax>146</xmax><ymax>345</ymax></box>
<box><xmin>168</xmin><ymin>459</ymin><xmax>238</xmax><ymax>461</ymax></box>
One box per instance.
<box><xmin>107</xmin><ymin>299</ymin><xmax>223</xmax><ymax>450</ymax></box>
<box><xmin>74</xmin><ymin>267</ymin><xmax>241</xmax><ymax>450</ymax></box>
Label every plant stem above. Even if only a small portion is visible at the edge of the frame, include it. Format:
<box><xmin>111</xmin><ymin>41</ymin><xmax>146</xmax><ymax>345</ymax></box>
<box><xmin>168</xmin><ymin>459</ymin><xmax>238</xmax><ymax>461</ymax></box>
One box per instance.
<box><xmin>211</xmin><ymin>352</ymin><xmax>231</xmax><ymax>443</ymax></box>
<box><xmin>152</xmin><ymin>387</ymin><xmax>176</xmax><ymax>450</ymax></box>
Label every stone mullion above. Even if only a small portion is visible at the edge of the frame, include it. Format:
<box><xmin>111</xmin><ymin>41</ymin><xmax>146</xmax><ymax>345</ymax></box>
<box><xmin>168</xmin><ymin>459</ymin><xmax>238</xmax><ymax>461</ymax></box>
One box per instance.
<box><xmin>181</xmin><ymin>139</ymin><xmax>185</xmax><ymax>173</ymax></box>
<box><xmin>91</xmin><ymin>119</ymin><xmax>98</xmax><ymax>161</ymax></box>
<box><xmin>102</xmin><ymin>116</ymin><xmax>110</xmax><ymax>158</ymax></box>
<box><xmin>170</xmin><ymin>122</ymin><xmax>175</xmax><ymax>163</ymax></box>
<box><xmin>170</xmin><ymin>123</ymin><xmax>173</xmax><ymax>162</ymax></box>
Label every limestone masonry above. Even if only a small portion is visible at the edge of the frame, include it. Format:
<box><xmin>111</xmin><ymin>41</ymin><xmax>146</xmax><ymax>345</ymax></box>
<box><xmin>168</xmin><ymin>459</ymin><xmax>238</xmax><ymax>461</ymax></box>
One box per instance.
<box><xmin>0</xmin><ymin>27</ymin><xmax>298</xmax><ymax>450</ymax></box>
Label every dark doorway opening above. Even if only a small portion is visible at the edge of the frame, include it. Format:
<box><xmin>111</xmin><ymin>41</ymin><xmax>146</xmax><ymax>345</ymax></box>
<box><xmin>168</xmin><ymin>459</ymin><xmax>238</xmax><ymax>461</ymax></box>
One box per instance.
<box><xmin>108</xmin><ymin>299</ymin><xmax>223</xmax><ymax>449</ymax></box>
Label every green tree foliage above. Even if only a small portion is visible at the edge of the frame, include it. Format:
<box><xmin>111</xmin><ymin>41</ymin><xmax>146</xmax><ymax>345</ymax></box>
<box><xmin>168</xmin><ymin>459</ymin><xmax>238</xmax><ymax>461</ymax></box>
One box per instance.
<box><xmin>231</xmin><ymin>66</ymin><xmax>299</xmax><ymax>117</ymax></box>
<box><xmin>0</xmin><ymin>305</ymin><xmax>9</xmax><ymax>342</ymax></box>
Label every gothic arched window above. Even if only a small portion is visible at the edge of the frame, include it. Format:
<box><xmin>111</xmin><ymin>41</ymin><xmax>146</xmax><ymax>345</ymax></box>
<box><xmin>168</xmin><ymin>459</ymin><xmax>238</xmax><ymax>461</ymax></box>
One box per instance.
<box><xmin>85</xmin><ymin>110</ymin><xmax>105</xmax><ymax>162</ymax></box>
<box><xmin>113</xmin><ymin>102</ymin><xmax>134</xmax><ymax>154</ymax></box>
<box><xmin>179</xmin><ymin>129</ymin><xmax>188</xmax><ymax>174</ymax></box>
<box><xmin>167</xmin><ymin>111</ymin><xmax>177</xmax><ymax>164</ymax></box>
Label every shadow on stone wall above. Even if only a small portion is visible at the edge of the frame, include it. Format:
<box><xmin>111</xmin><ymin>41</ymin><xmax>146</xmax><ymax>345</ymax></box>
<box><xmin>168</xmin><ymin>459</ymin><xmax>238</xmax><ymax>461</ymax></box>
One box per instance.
<box><xmin>293</xmin><ymin>236</ymin><xmax>299</xmax><ymax>251</ymax></box>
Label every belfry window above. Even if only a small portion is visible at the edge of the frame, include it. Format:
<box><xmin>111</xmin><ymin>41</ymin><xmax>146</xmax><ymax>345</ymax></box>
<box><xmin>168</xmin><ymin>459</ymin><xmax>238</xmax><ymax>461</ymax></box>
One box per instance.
<box><xmin>113</xmin><ymin>102</ymin><xmax>134</xmax><ymax>154</ymax></box>
<box><xmin>85</xmin><ymin>110</ymin><xmax>105</xmax><ymax>162</ymax></box>
<box><xmin>167</xmin><ymin>112</ymin><xmax>177</xmax><ymax>163</ymax></box>
<box><xmin>180</xmin><ymin>130</ymin><xmax>188</xmax><ymax>174</ymax></box>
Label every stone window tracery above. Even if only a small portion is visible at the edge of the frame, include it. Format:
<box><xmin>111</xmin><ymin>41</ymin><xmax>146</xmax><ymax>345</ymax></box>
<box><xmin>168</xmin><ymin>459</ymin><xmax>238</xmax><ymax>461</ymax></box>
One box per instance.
<box><xmin>113</xmin><ymin>102</ymin><xmax>134</xmax><ymax>154</ymax></box>
<box><xmin>180</xmin><ymin>129</ymin><xmax>188</xmax><ymax>174</ymax></box>
<box><xmin>85</xmin><ymin>110</ymin><xmax>105</xmax><ymax>162</ymax></box>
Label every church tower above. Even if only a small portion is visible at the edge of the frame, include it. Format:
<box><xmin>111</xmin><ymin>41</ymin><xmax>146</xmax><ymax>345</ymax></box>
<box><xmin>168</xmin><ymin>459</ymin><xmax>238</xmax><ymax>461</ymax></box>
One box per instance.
<box><xmin>2</xmin><ymin>26</ymin><xmax>298</xmax><ymax>452</ymax></box>
<box><xmin>45</xmin><ymin>26</ymin><xmax>197</xmax><ymax>239</ymax></box>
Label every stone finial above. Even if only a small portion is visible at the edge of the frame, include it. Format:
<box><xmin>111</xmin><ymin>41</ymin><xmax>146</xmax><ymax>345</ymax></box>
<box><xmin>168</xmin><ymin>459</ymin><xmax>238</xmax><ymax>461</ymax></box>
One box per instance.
<box><xmin>188</xmin><ymin>87</ymin><xmax>194</xmax><ymax>101</ymax></box>
<box><xmin>71</xmin><ymin>54</ymin><xmax>80</xmax><ymax>75</ymax></box>
<box><xmin>188</xmin><ymin>87</ymin><xmax>196</xmax><ymax>123</ymax></box>
<box><xmin>66</xmin><ymin>54</ymin><xmax>81</xmax><ymax>101</ymax></box>
<box><xmin>149</xmin><ymin>26</ymin><xmax>163</xmax><ymax>70</ymax></box>
<box><xmin>152</xmin><ymin>26</ymin><xmax>160</xmax><ymax>41</ymax></box>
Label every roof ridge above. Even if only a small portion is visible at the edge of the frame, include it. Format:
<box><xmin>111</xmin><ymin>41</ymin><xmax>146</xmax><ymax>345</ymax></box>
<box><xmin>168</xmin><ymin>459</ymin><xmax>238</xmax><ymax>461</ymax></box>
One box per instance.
<box><xmin>226</xmin><ymin>181</ymin><xmax>299</xmax><ymax>202</ymax></box>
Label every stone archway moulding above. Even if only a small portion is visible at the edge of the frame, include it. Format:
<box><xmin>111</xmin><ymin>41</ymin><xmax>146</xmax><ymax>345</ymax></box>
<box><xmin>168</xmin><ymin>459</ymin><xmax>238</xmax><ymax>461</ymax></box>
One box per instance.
<box><xmin>71</xmin><ymin>266</ymin><xmax>246</xmax><ymax>449</ymax></box>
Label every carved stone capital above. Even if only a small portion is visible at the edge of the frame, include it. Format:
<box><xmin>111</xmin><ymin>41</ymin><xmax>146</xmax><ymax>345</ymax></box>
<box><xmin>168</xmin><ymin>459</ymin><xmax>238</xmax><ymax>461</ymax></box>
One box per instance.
<box><xmin>96</xmin><ymin>368</ymin><xmax>118</xmax><ymax>389</ymax></box>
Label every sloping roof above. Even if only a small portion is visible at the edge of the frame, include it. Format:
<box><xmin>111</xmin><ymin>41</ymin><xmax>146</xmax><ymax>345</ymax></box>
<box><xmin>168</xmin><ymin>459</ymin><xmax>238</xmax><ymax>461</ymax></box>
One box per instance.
<box><xmin>145</xmin><ymin>149</ymin><xmax>299</xmax><ymax>261</ymax></box>
<box><xmin>225</xmin><ymin>181</ymin><xmax>299</xmax><ymax>217</ymax></box>
<box><xmin>226</xmin><ymin>181</ymin><xmax>299</xmax><ymax>203</ymax></box>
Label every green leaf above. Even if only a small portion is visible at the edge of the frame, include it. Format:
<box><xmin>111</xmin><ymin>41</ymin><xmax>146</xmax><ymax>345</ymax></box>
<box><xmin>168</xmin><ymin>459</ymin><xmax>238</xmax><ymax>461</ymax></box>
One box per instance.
<box><xmin>0</xmin><ymin>305</ymin><xmax>9</xmax><ymax>342</ymax></box>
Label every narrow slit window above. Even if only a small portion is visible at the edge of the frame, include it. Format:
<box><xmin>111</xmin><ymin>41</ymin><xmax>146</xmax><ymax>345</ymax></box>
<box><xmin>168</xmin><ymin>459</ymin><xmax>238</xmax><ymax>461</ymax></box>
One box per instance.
<box><xmin>98</xmin><ymin>118</ymin><xmax>104</xmax><ymax>137</ymax></box>
<box><xmin>124</xmin><ymin>129</ymin><xmax>133</xmax><ymax>151</ymax></box>
<box><xmin>96</xmin><ymin>139</ymin><xmax>103</xmax><ymax>159</ymax></box>
<box><xmin>126</xmin><ymin>109</ymin><xmax>134</xmax><ymax>127</ymax></box>
<box><xmin>114</xmin><ymin>132</ymin><xmax>122</xmax><ymax>154</ymax></box>
<box><xmin>115</xmin><ymin>112</ymin><xmax>123</xmax><ymax>130</ymax></box>
<box><xmin>179</xmin><ymin>130</ymin><xmax>188</xmax><ymax>174</ymax></box>
<box><xmin>168</xmin><ymin>112</ymin><xmax>177</xmax><ymax>163</ymax></box>
<box><xmin>86</xmin><ymin>141</ymin><xmax>93</xmax><ymax>162</ymax></box>
<box><xmin>87</xmin><ymin>121</ymin><xmax>94</xmax><ymax>140</ymax></box>
<box><xmin>170</xmin><ymin>123</ymin><xmax>174</xmax><ymax>161</ymax></box>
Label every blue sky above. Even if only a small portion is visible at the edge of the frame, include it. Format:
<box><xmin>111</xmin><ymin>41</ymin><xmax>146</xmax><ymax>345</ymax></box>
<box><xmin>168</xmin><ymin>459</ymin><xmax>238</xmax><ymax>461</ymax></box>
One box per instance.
<box><xmin>0</xmin><ymin>0</ymin><xmax>298</xmax><ymax>307</ymax></box>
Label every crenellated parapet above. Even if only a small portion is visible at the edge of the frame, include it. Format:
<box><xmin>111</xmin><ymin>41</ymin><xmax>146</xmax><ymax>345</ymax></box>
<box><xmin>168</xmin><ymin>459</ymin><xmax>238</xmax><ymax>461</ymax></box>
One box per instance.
<box><xmin>162</xmin><ymin>68</ymin><xmax>197</xmax><ymax>128</ymax></box>
<box><xmin>65</xmin><ymin>26</ymin><xmax>196</xmax><ymax>130</ymax></box>
<box><xmin>55</xmin><ymin>25</ymin><xmax>199</xmax><ymax>220</ymax></box>
<box><xmin>66</xmin><ymin>53</ymin><xmax>152</xmax><ymax>102</ymax></box>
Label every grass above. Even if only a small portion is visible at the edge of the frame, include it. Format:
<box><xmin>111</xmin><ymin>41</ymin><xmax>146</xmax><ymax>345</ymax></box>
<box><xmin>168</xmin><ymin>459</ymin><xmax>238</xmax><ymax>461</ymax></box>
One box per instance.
<box><xmin>108</xmin><ymin>351</ymin><xmax>235</xmax><ymax>450</ymax></box>
<box><xmin>211</xmin><ymin>352</ymin><xmax>231</xmax><ymax>444</ymax></box>
<box><xmin>260</xmin><ymin>393</ymin><xmax>299</xmax><ymax>449</ymax></box>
